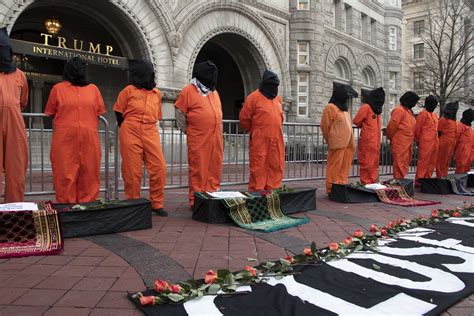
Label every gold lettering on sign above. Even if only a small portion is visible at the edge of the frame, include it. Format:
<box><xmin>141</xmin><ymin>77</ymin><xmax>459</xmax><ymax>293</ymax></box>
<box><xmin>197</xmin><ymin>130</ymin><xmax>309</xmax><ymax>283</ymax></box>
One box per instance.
<box><xmin>41</xmin><ymin>33</ymin><xmax>52</xmax><ymax>46</ymax></box>
<box><xmin>88</xmin><ymin>43</ymin><xmax>101</xmax><ymax>54</ymax></box>
<box><xmin>73</xmin><ymin>39</ymin><xmax>83</xmax><ymax>51</ymax></box>
<box><xmin>105</xmin><ymin>45</ymin><xmax>113</xmax><ymax>56</ymax></box>
<box><xmin>57</xmin><ymin>36</ymin><xmax>67</xmax><ymax>49</ymax></box>
<box><xmin>31</xmin><ymin>44</ymin><xmax>122</xmax><ymax>66</ymax></box>
<box><xmin>39</xmin><ymin>33</ymin><xmax>116</xmax><ymax>57</ymax></box>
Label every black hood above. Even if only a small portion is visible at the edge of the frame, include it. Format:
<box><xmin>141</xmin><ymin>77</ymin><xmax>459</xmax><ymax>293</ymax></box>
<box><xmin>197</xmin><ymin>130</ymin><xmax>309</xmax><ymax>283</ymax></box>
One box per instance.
<box><xmin>0</xmin><ymin>27</ymin><xmax>16</xmax><ymax>74</ymax></box>
<box><xmin>258</xmin><ymin>70</ymin><xmax>279</xmax><ymax>100</ymax></box>
<box><xmin>129</xmin><ymin>60</ymin><xmax>155</xmax><ymax>91</ymax></box>
<box><xmin>366</xmin><ymin>87</ymin><xmax>385</xmax><ymax>115</ymax></box>
<box><xmin>62</xmin><ymin>57</ymin><xmax>89</xmax><ymax>87</ymax></box>
<box><xmin>460</xmin><ymin>108</ymin><xmax>473</xmax><ymax>126</ymax></box>
<box><xmin>193</xmin><ymin>61</ymin><xmax>218</xmax><ymax>91</ymax></box>
<box><xmin>424</xmin><ymin>95</ymin><xmax>438</xmax><ymax>112</ymax></box>
<box><xmin>443</xmin><ymin>101</ymin><xmax>459</xmax><ymax>120</ymax></box>
<box><xmin>329</xmin><ymin>84</ymin><xmax>350</xmax><ymax>111</ymax></box>
<box><xmin>399</xmin><ymin>91</ymin><xmax>420</xmax><ymax>109</ymax></box>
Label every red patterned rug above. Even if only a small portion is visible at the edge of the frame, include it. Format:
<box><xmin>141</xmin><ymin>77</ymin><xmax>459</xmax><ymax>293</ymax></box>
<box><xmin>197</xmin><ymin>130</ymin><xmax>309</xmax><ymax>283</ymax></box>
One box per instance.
<box><xmin>375</xmin><ymin>186</ymin><xmax>441</xmax><ymax>207</ymax></box>
<box><xmin>0</xmin><ymin>202</ymin><xmax>63</xmax><ymax>258</ymax></box>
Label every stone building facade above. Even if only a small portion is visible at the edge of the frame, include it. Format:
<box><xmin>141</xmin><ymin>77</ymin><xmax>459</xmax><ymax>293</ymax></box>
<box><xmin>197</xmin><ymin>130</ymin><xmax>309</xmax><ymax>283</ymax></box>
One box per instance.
<box><xmin>289</xmin><ymin>0</ymin><xmax>403</xmax><ymax>125</ymax></box>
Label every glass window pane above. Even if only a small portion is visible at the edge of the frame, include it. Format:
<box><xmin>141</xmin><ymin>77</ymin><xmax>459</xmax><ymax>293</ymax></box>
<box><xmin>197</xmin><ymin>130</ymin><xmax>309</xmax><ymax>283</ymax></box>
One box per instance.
<box><xmin>298</xmin><ymin>73</ymin><xmax>308</xmax><ymax>82</ymax></box>
<box><xmin>299</xmin><ymin>85</ymin><xmax>307</xmax><ymax>93</ymax></box>
<box><xmin>299</xmin><ymin>96</ymin><xmax>307</xmax><ymax>104</ymax></box>
<box><xmin>299</xmin><ymin>106</ymin><xmax>307</xmax><ymax>116</ymax></box>
<box><xmin>299</xmin><ymin>43</ymin><xmax>308</xmax><ymax>52</ymax></box>
<box><xmin>299</xmin><ymin>56</ymin><xmax>308</xmax><ymax>65</ymax></box>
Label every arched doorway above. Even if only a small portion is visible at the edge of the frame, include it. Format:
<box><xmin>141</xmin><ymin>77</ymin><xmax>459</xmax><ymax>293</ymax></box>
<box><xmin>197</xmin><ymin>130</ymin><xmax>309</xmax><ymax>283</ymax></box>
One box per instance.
<box><xmin>10</xmin><ymin>0</ymin><xmax>150</xmax><ymax>126</ymax></box>
<box><xmin>192</xmin><ymin>33</ymin><xmax>267</xmax><ymax>120</ymax></box>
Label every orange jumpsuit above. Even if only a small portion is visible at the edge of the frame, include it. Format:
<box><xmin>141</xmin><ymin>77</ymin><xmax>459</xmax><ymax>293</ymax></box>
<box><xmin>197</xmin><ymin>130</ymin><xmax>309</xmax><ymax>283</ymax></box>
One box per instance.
<box><xmin>175</xmin><ymin>84</ymin><xmax>223</xmax><ymax>207</ymax></box>
<box><xmin>240</xmin><ymin>90</ymin><xmax>284</xmax><ymax>191</ymax></box>
<box><xmin>114</xmin><ymin>85</ymin><xmax>166</xmax><ymax>209</ymax></box>
<box><xmin>386</xmin><ymin>105</ymin><xmax>416</xmax><ymax>179</ymax></box>
<box><xmin>0</xmin><ymin>70</ymin><xmax>28</xmax><ymax>202</ymax></box>
<box><xmin>45</xmin><ymin>81</ymin><xmax>106</xmax><ymax>203</ymax></box>
<box><xmin>454</xmin><ymin>122</ymin><xmax>472</xmax><ymax>174</ymax></box>
<box><xmin>436</xmin><ymin>117</ymin><xmax>457</xmax><ymax>178</ymax></box>
<box><xmin>353</xmin><ymin>104</ymin><xmax>381</xmax><ymax>184</ymax></box>
<box><xmin>321</xmin><ymin>103</ymin><xmax>355</xmax><ymax>194</ymax></box>
<box><xmin>414</xmin><ymin>110</ymin><xmax>439</xmax><ymax>184</ymax></box>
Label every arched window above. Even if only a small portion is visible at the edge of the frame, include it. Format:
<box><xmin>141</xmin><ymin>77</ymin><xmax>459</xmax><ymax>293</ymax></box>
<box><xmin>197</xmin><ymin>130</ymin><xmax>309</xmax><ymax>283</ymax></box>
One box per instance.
<box><xmin>362</xmin><ymin>67</ymin><xmax>376</xmax><ymax>87</ymax></box>
<box><xmin>333</xmin><ymin>58</ymin><xmax>351</xmax><ymax>80</ymax></box>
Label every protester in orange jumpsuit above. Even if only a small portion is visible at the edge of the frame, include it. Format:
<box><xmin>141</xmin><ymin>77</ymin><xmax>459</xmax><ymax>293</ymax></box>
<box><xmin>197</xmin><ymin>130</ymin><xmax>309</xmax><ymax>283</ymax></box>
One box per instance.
<box><xmin>240</xmin><ymin>70</ymin><xmax>284</xmax><ymax>191</ymax></box>
<box><xmin>414</xmin><ymin>95</ymin><xmax>439</xmax><ymax>185</ymax></box>
<box><xmin>353</xmin><ymin>87</ymin><xmax>385</xmax><ymax>184</ymax></box>
<box><xmin>0</xmin><ymin>27</ymin><xmax>28</xmax><ymax>202</ymax></box>
<box><xmin>45</xmin><ymin>57</ymin><xmax>106</xmax><ymax>203</ymax></box>
<box><xmin>454</xmin><ymin>109</ymin><xmax>473</xmax><ymax>174</ymax></box>
<box><xmin>436</xmin><ymin>101</ymin><xmax>459</xmax><ymax>178</ymax></box>
<box><xmin>114</xmin><ymin>61</ymin><xmax>167</xmax><ymax>216</ymax></box>
<box><xmin>321</xmin><ymin>84</ymin><xmax>355</xmax><ymax>194</ymax></box>
<box><xmin>386</xmin><ymin>91</ymin><xmax>419</xmax><ymax>180</ymax></box>
<box><xmin>175</xmin><ymin>61</ymin><xmax>223</xmax><ymax>207</ymax></box>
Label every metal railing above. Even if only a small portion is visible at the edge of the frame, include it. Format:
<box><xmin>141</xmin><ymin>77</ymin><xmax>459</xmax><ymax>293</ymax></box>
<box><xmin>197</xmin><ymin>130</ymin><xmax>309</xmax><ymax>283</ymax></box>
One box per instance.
<box><xmin>19</xmin><ymin>115</ymin><xmax>424</xmax><ymax>200</ymax></box>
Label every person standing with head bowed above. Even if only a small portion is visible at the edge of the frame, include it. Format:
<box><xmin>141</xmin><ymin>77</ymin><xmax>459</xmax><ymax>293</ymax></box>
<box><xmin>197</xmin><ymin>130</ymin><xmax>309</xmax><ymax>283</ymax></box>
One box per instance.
<box><xmin>321</xmin><ymin>84</ymin><xmax>355</xmax><ymax>194</ymax></box>
<box><xmin>239</xmin><ymin>70</ymin><xmax>284</xmax><ymax>191</ymax></box>
<box><xmin>414</xmin><ymin>95</ymin><xmax>439</xmax><ymax>186</ymax></box>
<box><xmin>353</xmin><ymin>87</ymin><xmax>385</xmax><ymax>185</ymax></box>
<box><xmin>386</xmin><ymin>91</ymin><xmax>419</xmax><ymax>180</ymax></box>
<box><xmin>44</xmin><ymin>57</ymin><xmax>106</xmax><ymax>203</ymax></box>
<box><xmin>114</xmin><ymin>61</ymin><xmax>167</xmax><ymax>216</ymax></box>
<box><xmin>0</xmin><ymin>27</ymin><xmax>29</xmax><ymax>202</ymax></box>
<box><xmin>436</xmin><ymin>101</ymin><xmax>459</xmax><ymax>178</ymax></box>
<box><xmin>174</xmin><ymin>61</ymin><xmax>223</xmax><ymax>208</ymax></box>
<box><xmin>454</xmin><ymin>109</ymin><xmax>473</xmax><ymax>174</ymax></box>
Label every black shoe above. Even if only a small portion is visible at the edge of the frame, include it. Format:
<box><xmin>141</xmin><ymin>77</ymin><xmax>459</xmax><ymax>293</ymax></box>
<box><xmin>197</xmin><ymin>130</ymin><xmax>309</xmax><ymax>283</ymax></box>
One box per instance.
<box><xmin>152</xmin><ymin>208</ymin><xmax>168</xmax><ymax>217</ymax></box>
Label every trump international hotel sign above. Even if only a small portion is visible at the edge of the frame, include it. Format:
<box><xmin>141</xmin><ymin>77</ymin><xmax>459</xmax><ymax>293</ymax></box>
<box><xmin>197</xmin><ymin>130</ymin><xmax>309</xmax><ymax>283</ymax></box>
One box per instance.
<box><xmin>11</xmin><ymin>33</ymin><xmax>129</xmax><ymax>69</ymax></box>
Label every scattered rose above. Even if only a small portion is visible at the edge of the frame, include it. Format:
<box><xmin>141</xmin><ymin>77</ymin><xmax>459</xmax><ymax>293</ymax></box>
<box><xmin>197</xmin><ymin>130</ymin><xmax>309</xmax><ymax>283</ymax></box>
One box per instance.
<box><xmin>353</xmin><ymin>230</ymin><xmax>364</xmax><ymax>238</ymax></box>
<box><xmin>388</xmin><ymin>221</ymin><xmax>395</xmax><ymax>227</ymax></box>
<box><xmin>204</xmin><ymin>269</ymin><xmax>218</xmax><ymax>284</ymax></box>
<box><xmin>381</xmin><ymin>229</ymin><xmax>388</xmax><ymax>236</ymax></box>
<box><xmin>370</xmin><ymin>224</ymin><xmax>379</xmax><ymax>233</ymax></box>
<box><xmin>418</xmin><ymin>214</ymin><xmax>426</xmax><ymax>219</ymax></box>
<box><xmin>431</xmin><ymin>210</ymin><xmax>439</xmax><ymax>218</ymax></box>
<box><xmin>329</xmin><ymin>242</ymin><xmax>339</xmax><ymax>252</ymax></box>
<box><xmin>244</xmin><ymin>266</ymin><xmax>257</xmax><ymax>277</ymax></box>
<box><xmin>284</xmin><ymin>256</ymin><xmax>295</xmax><ymax>264</ymax></box>
<box><xmin>170</xmin><ymin>284</ymin><xmax>182</xmax><ymax>294</ymax></box>
<box><xmin>343</xmin><ymin>237</ymin><xmax>352</xmax><ymax>245</ymax></box>
<box><xmin>452</xmin><ymin>211</ymin><xmax>461</xmax><ymax>217</ymax></box>
<box><xmin>154</xmin><ymin>279</ymin><xmax>170</xmax><ymax>293</ymax></box>
<box><xmin>139</xmin><ymin>296</ymin><xmax>156</xmax><ymax>306</ymax></box>
<box><xmin>303</xmin><ymin>247</ymin><xmax>313</xmax><ymax>256</ymax></box>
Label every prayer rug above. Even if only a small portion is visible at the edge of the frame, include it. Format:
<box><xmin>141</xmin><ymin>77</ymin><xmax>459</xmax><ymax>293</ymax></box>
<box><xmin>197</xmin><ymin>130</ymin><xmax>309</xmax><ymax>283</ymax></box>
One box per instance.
<box><xmin>221</xmin><ymin>193</ymin><xmax>309</xmax><ymax>232</ymax></box>
<box><xmin>0</xmin><ymin>202</ymin><xmax>63</xmax><ymax>258</ymax></box>
<box><xmin>375</xmin><ymin>186</ymin><xmax>440</xmax><ymax>207</ymax></box>
<box><xmin>447</xmin><ymin>177</ymin><xmax>474</xmax><ymax>196</ymax></box>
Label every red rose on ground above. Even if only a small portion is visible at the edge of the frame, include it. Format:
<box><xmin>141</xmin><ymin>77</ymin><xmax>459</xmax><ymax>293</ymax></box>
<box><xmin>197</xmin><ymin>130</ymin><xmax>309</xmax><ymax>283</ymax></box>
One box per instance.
<box><xmin>431</xmin><ymin>210</ymin><xmax>439</xmax><ymax>218</ymax></box>
<box><xmin>303</xmin><ymin>247</ymin><xmax>313</xmax><ymax>256</ymax></box>
<box><xmin>204</xmin><ymin>270</ymin><xmax>218</xmax><ymax>284</ymax></box>
<box><xmin>343</xmin><ymin>237</ymin><xmax>352</xmax><ymax>245</ymax></box>
<box><xmin>418</xmin><ymin>214</ymin><xmax>426</xmax><ymax>219</ymax></box>
<box><xmin>452</xmin><ymin>211</ymin><xmax>461</xmax><ymax>217</ymax></box>
<box><xmin>353</xmin><ymin>230</ymin><xmax>364</xmax><ymax>238</ymax></box>
<box><xmin>244</xmin><ymin>266</ymin><xmax>257</xmax><ymax>276</ymax></box>
<box><xmin>139</xmin><ymin>296</ymin><xmax>156</xmax><ymax>306</ymax></box>
<box><xmin>388</xmin><ymin>221</ymin><xmax>395</xmax><ymax>227</ymax></box>
<box><xmin>370</xmin><ymin>224</ymin><xmax>379</xmax><ymax>233</ymax></box>
<box><xmin>284</xmin><ymin>256</ymin><xmax>295</xmax><ymax>264</ymax></box>
<box><xmin>381</xmin><ymin>229</ymin><xmax>388</xmax><ymax>236</ymax></box>
<box><xmin>154</xmin><ymin>279</ymin><xmax>170</xmax><ymax>293</ymax></box>
<box><xmin>329</xmin><ymin>242</ymin><xmax>339</xmax><ymax>252</ymax></box>
<box><xmin>170</xmin><ymin>284</ymin><xmax>182</xmax><ymax>294</ymax></box>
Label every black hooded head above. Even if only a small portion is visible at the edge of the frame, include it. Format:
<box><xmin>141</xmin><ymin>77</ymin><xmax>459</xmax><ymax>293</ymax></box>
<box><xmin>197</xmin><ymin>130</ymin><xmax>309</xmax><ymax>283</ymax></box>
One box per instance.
<box><xmin>129</xmin><ymin>60</ymin><xmax>155</xmax><ymax>91</ymax></box>
<box><xmin>62</xmin><ymin>57</ymin><xmax>89</xmax><ymax>87</ymax></box>
<box><xmin>0</xmin><ymin>27</ymin><xmax>16</xmax><ymax>74</ymax></box>
<box><xmin>259</xmin><ymin>70</ymin><xmax>280</xmax><ymax>100</ymax></box>
<box><xmin>399</xmin><ymin>91</ymin><xmax>420</xmax><ymax>109</ymax></box>
<box><xmin>193</xmin><ymin>61</ymin><xmax>218</xmax><ymax>91</ymax></box>
<box><xmin>424</xmin><ymin>95</ymin><xmax>438</xmax><ymax>112</ymax></box>
<box><xmin>329</xmin><ymin>84</ymin><xmax>350</xmax><ymax>111</ymax></box>
<box><xmin>443</xmin><ymin>101</ymin><xmax>459</xmax><ymax>120</ymax></box>
<box><xmin>460</xmin><ymin>108</ymin><xmax>473</xmax><ymax>126</ymax></box>
<box><xmin>366</xmin><ymin>87</ymin><xmax>385</xmax><ymax>115</ymax></box>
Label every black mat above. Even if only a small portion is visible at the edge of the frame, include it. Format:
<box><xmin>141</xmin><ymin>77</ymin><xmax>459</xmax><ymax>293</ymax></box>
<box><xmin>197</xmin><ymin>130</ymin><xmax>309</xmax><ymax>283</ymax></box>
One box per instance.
<box><xmin>129</xmin><ymin>217</ymin><xmax>474</xmax><ymax>316</ymax></box>
<box><xmin>468</xmin><ymin>174</ymin><xmax>474</xmax><ymax>188</ymax></box>
<box><xmin>55</xmin><ymin>199</ymin><xmax>152</xmax><ymax>238</ymax></box>
<box><xmin>330</xmin><ymin>179</ymin><xmax>414</xmax><ymax>203</ymax></box>
<box><xmin>420</xmin><ymin>174</ymin><xmax>469</xmax><ymax>195</ymax></box>
<box><xmin>192</xmin><ymin>188</ymin><xmax>317</xmax><ymax>224</ymax></box>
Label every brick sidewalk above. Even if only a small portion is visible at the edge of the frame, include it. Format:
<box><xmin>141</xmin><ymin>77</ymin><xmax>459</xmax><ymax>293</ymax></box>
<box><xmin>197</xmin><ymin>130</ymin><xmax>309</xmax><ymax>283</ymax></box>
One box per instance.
<box><xmin>1</xmin><ymin>178</ymin><xmax>473</xmax><ymax>315</ymax></box>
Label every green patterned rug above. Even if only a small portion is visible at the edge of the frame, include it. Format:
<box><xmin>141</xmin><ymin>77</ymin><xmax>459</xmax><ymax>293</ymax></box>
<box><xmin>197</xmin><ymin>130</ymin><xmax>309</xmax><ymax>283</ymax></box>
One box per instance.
<box><xmin>221</xmin><ymin>193</ymin><xmax>310</xmax><ymax>232</ymax></box>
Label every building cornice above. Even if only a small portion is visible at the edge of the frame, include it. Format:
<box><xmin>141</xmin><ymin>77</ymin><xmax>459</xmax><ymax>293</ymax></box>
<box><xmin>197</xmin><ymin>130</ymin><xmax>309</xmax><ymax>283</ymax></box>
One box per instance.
<box><xmin>324</xmin><ymin>26</ymin><xmax>387</xmax><ymax>56</ymax></box>
<box><xmin>240</xmin><ymin>0</ymin><xmax>291</xmax><ymax>19</ymax></box>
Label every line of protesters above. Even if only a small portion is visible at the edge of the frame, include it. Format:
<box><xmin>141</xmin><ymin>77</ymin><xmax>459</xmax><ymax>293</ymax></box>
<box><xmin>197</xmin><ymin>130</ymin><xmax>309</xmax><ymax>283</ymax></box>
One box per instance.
<box><xmin>1</xmin><ymin>27</ymin><xmax>473</xmax><ymax>213</ymax></box>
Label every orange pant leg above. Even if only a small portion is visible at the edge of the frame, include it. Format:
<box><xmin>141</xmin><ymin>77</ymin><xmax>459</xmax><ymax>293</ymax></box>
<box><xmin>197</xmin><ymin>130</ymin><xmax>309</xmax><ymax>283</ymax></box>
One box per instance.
<box><xmin>264</xmin><ymin>139</ymin><xmax>285</xmax><ymax>190</ymax></box>
<box><xmin>142</xmin><ymin>125</ymin><xmax>166</xmax><ymax>209</ymax></box>
<box><xmin>436</xmin><ymin>138</ymin><xmax>455</xmax><ymax>178</ymax></box>
<box><xmin>392</xmin><ymin>140</ymin><xmax>412</xmax><ymax>179</ymax></box>
<box><xmin>248</xmin><ymin>140</ymin><xmax>267</xmax><ymax>192</ymax></box>
<box><xmin>120</xmin><ymin>123</ymin><xmax>144</xmax><ymax>201</ymax></box>
<box><xmin>326</xmin><ymin>147</ymin><xmax>354</xmax><ymax>194</ymax></box>
<box><xmin>77</xmin><ymin>129</ymin><xmax>101</xmax><ymax>203</ymax></box>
